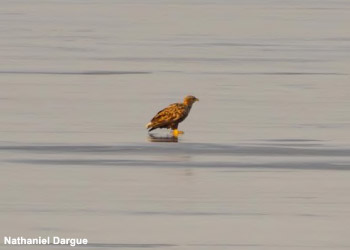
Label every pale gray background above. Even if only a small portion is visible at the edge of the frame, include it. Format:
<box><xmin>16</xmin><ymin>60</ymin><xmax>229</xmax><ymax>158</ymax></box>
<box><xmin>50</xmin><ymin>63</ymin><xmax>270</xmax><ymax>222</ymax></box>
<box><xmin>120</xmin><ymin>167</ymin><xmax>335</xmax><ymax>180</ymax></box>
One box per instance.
<box><xmin>0</xmin><ymin>0</ymin><xmax>350</xmax><ymax>249</ymax></box>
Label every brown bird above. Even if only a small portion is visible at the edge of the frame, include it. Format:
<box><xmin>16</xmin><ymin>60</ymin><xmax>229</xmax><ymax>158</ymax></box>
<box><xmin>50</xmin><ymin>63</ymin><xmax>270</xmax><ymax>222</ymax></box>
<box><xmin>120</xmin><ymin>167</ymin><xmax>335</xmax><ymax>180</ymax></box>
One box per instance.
<box><xmin>146</xmin><ymin>95</ymin><xmax>199</xmax><ymax>136</ymax></box>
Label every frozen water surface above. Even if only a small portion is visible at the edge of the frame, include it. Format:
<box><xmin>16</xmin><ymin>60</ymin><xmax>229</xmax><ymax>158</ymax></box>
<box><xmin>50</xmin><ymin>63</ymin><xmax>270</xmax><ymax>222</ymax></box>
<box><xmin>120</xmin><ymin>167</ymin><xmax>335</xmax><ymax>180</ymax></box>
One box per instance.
<box><xmin>0</xmin><ymin>0</ymin><xmax>350</xmax><ymax>249</ymax></box>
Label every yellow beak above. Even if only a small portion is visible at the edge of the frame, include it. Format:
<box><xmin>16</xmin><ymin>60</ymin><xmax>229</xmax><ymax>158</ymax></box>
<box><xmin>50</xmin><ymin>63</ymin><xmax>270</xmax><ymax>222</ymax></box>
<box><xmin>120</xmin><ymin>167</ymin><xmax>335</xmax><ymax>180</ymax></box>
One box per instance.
<box><xmin>195</xmin><ymin>98</ymin><xmax>199</xmax><ymax>102</ymax></box>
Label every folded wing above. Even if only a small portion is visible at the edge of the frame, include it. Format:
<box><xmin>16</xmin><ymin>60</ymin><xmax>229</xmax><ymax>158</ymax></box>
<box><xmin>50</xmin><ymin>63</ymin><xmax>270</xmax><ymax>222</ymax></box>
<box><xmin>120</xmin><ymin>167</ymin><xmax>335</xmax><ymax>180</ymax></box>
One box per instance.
<box><xmin>147</xmin><ymin>103</ymin><xmax>186</xmax><ymax>131</ymax></box>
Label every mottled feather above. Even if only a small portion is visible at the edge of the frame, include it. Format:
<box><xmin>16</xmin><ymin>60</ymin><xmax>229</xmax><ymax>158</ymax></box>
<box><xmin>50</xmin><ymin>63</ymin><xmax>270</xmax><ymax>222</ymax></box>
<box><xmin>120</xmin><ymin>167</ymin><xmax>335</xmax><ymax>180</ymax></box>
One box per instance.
<box><xmin>147</xmin><ymin>104</ymin><xmax>188</xmax><ymax>131</ymax></box>
<box><xmin>146</xmin><ymin>96</ymin><xmax>198</xmax><ymax>132</ymax></box>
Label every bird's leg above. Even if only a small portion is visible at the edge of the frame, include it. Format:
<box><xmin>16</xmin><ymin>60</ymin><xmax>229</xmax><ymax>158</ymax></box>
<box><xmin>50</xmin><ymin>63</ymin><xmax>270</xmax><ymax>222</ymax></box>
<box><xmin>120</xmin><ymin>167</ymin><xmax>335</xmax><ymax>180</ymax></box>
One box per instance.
<box><xmin>173</xmin><ymin>129</ymin><xmax>184</xmax><ymax>136</ymax></box>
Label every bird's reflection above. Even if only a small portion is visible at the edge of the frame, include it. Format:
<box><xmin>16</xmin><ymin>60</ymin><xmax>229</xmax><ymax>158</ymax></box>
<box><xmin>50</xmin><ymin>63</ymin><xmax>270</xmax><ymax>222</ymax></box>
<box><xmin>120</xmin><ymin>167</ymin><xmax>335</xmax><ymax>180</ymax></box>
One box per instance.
<box><xmin>147</xmin><ymin>133</ymin><xmax>178</xmax><ymax>143</ymax></box>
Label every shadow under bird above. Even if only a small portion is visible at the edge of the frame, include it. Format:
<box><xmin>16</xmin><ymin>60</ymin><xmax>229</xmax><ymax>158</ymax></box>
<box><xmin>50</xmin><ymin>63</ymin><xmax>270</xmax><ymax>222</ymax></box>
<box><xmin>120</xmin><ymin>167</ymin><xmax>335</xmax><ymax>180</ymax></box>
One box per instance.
<box><xmin>146</xmin><ymin>95</ymin><xmax>199</xmax><ymax>136</ymax></box>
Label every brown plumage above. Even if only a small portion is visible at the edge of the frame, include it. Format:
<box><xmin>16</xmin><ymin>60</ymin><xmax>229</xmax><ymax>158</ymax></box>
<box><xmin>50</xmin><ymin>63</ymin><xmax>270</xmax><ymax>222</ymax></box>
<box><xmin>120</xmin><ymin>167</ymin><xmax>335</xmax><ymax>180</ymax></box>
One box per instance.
<box><xmin>146</xmin><ymin>95</ymin><xmax>199</xmax><ymax>134</ymax></box>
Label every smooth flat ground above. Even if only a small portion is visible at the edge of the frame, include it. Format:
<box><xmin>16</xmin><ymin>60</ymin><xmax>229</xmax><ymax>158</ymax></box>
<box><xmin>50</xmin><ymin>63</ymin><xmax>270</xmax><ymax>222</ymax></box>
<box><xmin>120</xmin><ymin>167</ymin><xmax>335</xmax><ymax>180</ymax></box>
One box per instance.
<box><xmin>0</xmin><ymin>0</ymin><xmax>350</xmax><ymax>249</ymax></box>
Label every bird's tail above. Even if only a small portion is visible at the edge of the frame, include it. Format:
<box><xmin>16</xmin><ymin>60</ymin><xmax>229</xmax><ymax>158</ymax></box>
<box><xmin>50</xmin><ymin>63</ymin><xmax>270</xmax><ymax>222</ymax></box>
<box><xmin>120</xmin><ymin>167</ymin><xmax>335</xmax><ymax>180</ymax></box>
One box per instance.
<box><xmin>146</xmin><ymin>122</ymin><xmax>157</xmax><ymax>132</ymax></box>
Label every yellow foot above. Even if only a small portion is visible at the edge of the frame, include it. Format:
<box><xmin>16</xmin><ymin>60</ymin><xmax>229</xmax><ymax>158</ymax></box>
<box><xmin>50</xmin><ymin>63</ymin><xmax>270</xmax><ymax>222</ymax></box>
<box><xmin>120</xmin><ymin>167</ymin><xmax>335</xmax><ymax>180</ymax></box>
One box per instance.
<box><xmin>173</xmin><ymin>130</ymin><xmax>184</xmax><ymax>136</ymax></box>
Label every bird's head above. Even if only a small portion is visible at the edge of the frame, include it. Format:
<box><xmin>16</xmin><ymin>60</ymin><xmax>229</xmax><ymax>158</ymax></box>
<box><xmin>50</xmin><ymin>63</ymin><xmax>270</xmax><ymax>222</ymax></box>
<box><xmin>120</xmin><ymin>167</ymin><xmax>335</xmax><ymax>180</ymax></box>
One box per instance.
<box><xmin>183</xmin><ymin>95</ymin><xmax>199</xmax><ymax>106</ymax></box>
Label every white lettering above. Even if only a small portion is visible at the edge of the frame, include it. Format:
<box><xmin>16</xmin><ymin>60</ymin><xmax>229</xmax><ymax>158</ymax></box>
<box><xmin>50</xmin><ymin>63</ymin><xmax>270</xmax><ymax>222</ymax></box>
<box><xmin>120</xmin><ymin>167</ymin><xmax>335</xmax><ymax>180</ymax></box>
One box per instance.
<box><xmin>53</xmin><ymin>237</ymin><xmax>60</xmax><ymax>244</ymax></box>
<box><xmin>70</xmin><ymin>239</ymin><xmax>76</xmax><ymax>247</ymax></box>
<box><xmin>19</xmin><ymin>237</ymin><xmax>25</xmax><ymax>244</ymax></box>
<box><xmin>4</xmin><ymin>237</ymin><xmax>11</xmax><ymax>244</ymax></box>
<box><xmin>4</xmin><ymin>236</ymin><xmax>87</xmax><ymax>246</ymax></box>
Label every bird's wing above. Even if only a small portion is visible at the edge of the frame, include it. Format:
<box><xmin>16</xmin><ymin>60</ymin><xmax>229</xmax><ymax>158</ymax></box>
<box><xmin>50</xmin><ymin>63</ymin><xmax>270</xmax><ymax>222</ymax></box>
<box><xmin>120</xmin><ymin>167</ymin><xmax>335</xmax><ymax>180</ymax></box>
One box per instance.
<box><xmin>150</xmin><ymin>103</ymin><xmax>186</xmax><ymax>127</ymax></box>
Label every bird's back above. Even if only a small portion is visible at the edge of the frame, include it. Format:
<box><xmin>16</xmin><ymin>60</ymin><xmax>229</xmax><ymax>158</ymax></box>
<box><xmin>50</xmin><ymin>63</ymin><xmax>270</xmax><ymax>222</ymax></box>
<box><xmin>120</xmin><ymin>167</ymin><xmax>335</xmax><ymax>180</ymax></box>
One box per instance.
<box><xmin>147</xmin><ymin>103</ymin><xmax>190</xmax><ymax>131</ymax></box>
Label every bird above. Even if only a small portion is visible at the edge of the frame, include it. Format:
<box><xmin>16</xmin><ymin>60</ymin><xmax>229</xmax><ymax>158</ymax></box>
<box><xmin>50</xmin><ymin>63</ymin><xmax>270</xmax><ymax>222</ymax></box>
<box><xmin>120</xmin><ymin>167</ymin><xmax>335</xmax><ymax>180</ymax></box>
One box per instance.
<box><xmin>146</xmin><ymin>95</ymin><xmax>199</xmax><ymax>136</ymax></box>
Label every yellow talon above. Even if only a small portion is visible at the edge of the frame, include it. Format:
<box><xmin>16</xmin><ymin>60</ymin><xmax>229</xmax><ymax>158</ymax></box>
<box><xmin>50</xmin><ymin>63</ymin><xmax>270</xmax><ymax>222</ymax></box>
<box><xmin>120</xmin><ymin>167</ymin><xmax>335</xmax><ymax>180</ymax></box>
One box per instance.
<box><xmin>173</xmin><ymin>129</ymin><xmax>184</xmax><ymax>136</ymax></box>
